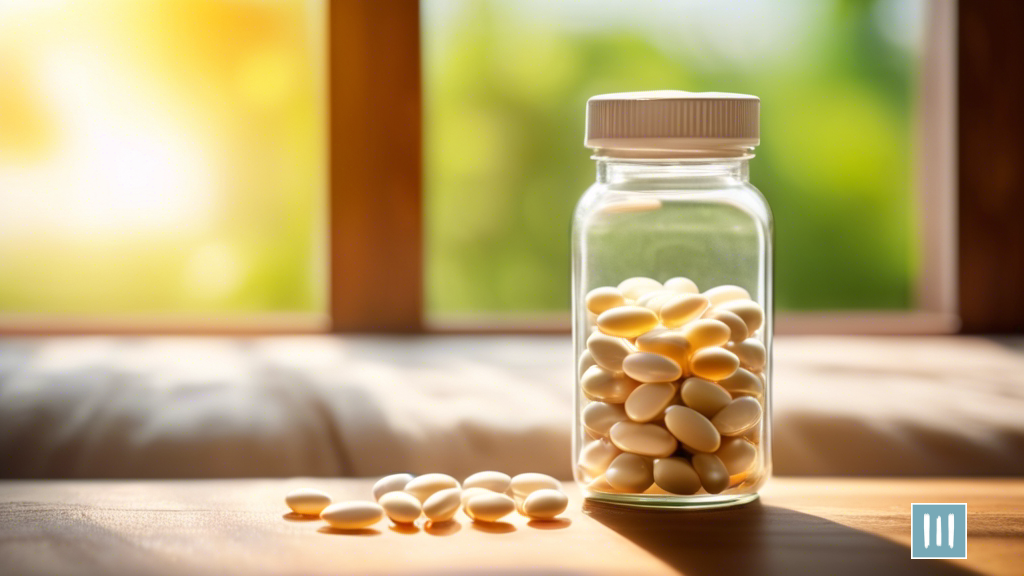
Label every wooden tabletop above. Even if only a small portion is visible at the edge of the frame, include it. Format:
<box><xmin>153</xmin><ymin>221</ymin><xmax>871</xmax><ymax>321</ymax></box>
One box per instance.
<box><xmin>1</xmin><ymin>477</ymin><xmax>1020</xmax><ymax>576</ymax></box>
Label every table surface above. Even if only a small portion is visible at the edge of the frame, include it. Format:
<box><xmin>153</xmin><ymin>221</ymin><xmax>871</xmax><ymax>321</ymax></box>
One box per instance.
<box><xmin>1</xmin><ymin>478</ymin><xmax>1021</xmax><ymax>576</ymax></box>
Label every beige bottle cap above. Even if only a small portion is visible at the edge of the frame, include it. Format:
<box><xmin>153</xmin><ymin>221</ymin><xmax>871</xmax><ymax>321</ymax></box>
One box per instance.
<box><xmin>585</xmin><ymin>90</ymin><xmax>759</xmax><ymax>157</ymax></box>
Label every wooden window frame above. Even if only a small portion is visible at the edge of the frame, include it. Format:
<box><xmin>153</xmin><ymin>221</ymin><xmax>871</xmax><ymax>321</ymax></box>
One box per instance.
<box><xmin>2</xmin><ymin>0</ymin><xmax>1021</xmax><ymax>335</ymax></box>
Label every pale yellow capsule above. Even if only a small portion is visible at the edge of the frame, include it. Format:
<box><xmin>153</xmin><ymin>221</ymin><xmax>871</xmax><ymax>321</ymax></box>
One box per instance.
<box><xmin>659</xmin><ymin>293</ymin><xmax>711</xmax><ymax>328</ymax></box>
<box><xmin>372</xmin><ymin>473</ymin><xmax>414</xmax><ymax>501</ymax></box>
<box><xmin>321</xmin><ymin>501</ymin><xmax>384</xmax><ymax>529</ymax></box>
<box><xmin>653</xmin><ymin>457</ymin><xmax>702</xmax><ymax>495</ymax></box>
<box><xmin>703</xmin><ymin>285</ymin><xmax>751</xmax><ymax>306</ymax></box>
<box><xmin>596</xmin><ymin>306</ymin><xmax>660</xmax><ymax>338</ymax></box>
<box><xmin>586</xmin><ymin>476</ymin><xmax>619</xmax><ymax>493</ymax></box>
<box><xmin>680</xmin><ymin>319</ymin><xmax>731</xmax><ymax>349</ymax></box>
<box><xmin>712</xmin><ymin>397</ymin><xmax>762</xmax><ymax>436</ymax></box>
<box><xmin>692</xmin><ymin>453</ymin><xmax>730</xmax><ymax>494</ymax></box>
<box><xmin>578</xmin><ymin>349</ymin><xmax>597</xmax><ymax>376</ymax></box>
<box><xmin>680</xmin><ymin>377</ymin><xmax>732</xmax><ymax>417</ymax></box>
<box><xmin>586</xmin><ymin>286</ymin><xmax>626</xmax><ymax>314</ymax></box>
<box><xmin>617</xmin><ymin>277</ymin><xmax>663</xmax><ymax>300</ymax></box>
<box><xmin>378</xmin><ymin>491</ymin><xmax>422</xmax><ymax>524</ymax></box>
<box><xmin>609</xmin><ymin>421</ymin><xmax>677</xmax><ymax>458</ymax></box>
<box><xmin>716</xmin><ymin>299</ymin><xmax>764</xmax><ymax>333</ymax></box>
<box><xmin>716</xmin><ymin>437</ymin><xmax>757</xmax><ymax>475</ymax></box>
<box><xmin>718</xmin><ymin>368</ymin><xmax>764</xmax><ymax>399</ymax></box>
<box><xmin>743</xmin><ymin>424</ymin><xmax>762</xmax><ymax>444</ymax></box>
<box><xmin>635</xmin><ymin>330</ymin><xmax>692</xmax><ymax>372</ymax></box>
<box><xmin>509</xmin><ymin>473</ymin><xmax>562</xmax><ymax>499</ymax></box>
<box><xmin>285</xmin><ymin>488</ymin><xmax>331</xmax><ymax>516</ymax></box>
<box><xmin>463</xmin><ymin>471</ymin><xmax>512</xmax><ymax>494</ymax></box>
<box><xmin>578</xmin><ymin>438</ymin><xmax>622</xmax><ymax>478</ymax></box>
<box><xmin>703</xmin><ymin>309</ymin><xmax>749</xmax><ymax>343</ymax></box>
<box><xmin>622</xmin><ymin>352</ymin><xmax>682</xmax><ymax>383</ymax></box>
<box><xmin>423</xmin><ymin>488</ymin><xmax>462</xmax><ymax>522</ymax></box>
<box><xmin>586</xmin><ymin>331</ymin><xmax>633</xmax><ymax>372</ymax></box>
<box><xmin>690</xmin><ymin>347</ymin><xmax>739</xmax><ymax>381</ymax></box>
<box><xmin>465</xmin><ymin>492</ymin><xmax>516</xmax><ymax>522</ymax></box>
<box><xmin>726</xmin><ymin>338</ymin><xmax>767</xmax><ymax>371</ymax></box>
<box><xmin>638</xmin><ymin>291</ymin><xmax>678</xmax><ymax>315</ymax></box>
<box><xmin>605</xmin><ymin>453</ymin><xmax>654</xmax><ymax>493</ymax></box>
<box><xmin>663</xmin><ymin>405</ymin><xmax>721</xmax><ymax>453</ymax></box>
<box><xmin>581</xmin><ymin>401</ymin><xmax>628</xmax><ymax>437</ymax></box>
<box><xmin>523</xmin><ymin>489</ymin><xmax>569</xmax><ymax>520</ymax></box>
<box><xmin>624</xmin><ymin>382</ymin><xmax>678</xmax><ymax>423</ymax></box>
<box><xmin>404</xmin><ymin>473</ymin><xmax>460</xmax><ymax>503</ymax></box>
<box><xmin>581</xmin><ymin>365</ymin><xmax>640</xmax><ymax>403</ymax></box>
<box><xmin>460</xmin><ymin>487</ymin><xmax>494</xmax><ymax>507</ymax></box>
<box><xmin>664</xmin><ymin>277</ymin><xmax>699</xmax><ymax>294</ymax></box>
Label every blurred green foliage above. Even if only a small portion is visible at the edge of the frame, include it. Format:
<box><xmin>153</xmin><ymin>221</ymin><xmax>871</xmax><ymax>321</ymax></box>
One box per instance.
<box><xmin>424</xmin><ymin>0</ymin><xmax>920</xmax><ymax>315</ymax></box>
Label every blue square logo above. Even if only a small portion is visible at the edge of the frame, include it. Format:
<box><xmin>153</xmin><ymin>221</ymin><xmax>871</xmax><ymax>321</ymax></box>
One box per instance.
<box><xmin>912</xmin><ymin>503</ymin><xmax>966</xmax><ymax>559</ymax></box>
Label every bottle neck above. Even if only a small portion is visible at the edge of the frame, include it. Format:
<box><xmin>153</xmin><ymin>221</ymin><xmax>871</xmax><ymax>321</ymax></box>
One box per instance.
<box><xmin>596</xmin><ymin>156</ymin><xmax>751</xmax><ymax>186</ymax></box>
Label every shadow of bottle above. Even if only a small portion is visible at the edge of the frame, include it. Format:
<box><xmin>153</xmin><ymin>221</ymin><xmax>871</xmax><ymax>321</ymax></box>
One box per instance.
<box><xmin>584</xmin><ymin>499</ymin><xmax>981</xmax><ymax>576</ymax></box>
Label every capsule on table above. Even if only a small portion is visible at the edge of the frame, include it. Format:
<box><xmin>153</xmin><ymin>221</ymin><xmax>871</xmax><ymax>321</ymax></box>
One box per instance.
<box><xmin>285</xmin><ymin>488</ymin><xmax>331</xmax><ymax>516</ymax></box>
<box><xmin>465</xmin><ymin>492</ymin><xmax>516</xmax><ymax>523</ymax></box>
<box><xmin>462</xmin><ymin>471</ymin><xmax>512</xmax><ymax>494</ymax></box>
<box><xmin>321</xmin><ymin>501</ymin><xmax>384</xmax><ymax>530</ymax></box>
<box><xmin>404</xmin><ymin>473</ymin><xmax>460</xmax><ymax>503</ymax></box>
<box><xmin>378</xmin><ymin>491</ymin><xmax>422</xmax><ymax>524</ymax></box>
<box><xmin>423</xmin><ymin>488</ymin><xmax>462</xmax><ymax>522</ymax></box>
<box><xmin>522</xmin><ymin>489</ymin><xmax>569</xmax><ymax>520</ymax></box>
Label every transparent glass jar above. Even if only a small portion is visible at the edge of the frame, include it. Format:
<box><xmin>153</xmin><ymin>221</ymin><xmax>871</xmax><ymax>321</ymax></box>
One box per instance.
<box><xmin>572</xmin><ymin>92</ymin><xmax>771</xmax><ymax>509</ymax></box>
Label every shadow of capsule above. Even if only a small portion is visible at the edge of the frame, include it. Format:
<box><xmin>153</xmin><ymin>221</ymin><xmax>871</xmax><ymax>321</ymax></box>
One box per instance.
<box><xmin>317</xmin><ymin>526</ymin><xmax>381</xmax><ymax>537</ymax></box>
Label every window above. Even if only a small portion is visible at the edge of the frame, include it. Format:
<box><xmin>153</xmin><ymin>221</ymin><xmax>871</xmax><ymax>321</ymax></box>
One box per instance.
<box><xmin>0</xmin><ymin>0</ymin><xmax>327</xmax><ymax>329</ymax></box>
<box><xmin>423</xmin><ymin>0</ymin><xmax>957</xmax><ymax>332</ymax></box>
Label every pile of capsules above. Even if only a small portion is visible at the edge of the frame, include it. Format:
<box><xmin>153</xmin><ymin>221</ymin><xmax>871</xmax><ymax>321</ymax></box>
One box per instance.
<box><xmin>579</xmin><ymin>276</ymin><xmax>767</xmax><ymax>496</ymax></box>
<box><xmin>285</xmin><ymin>471</ymin><xmax>568</xmax><ymax>530</ymax></box>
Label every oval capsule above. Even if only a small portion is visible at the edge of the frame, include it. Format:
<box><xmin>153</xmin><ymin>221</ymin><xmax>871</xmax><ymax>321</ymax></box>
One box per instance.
<box><xmin>716</xmin><ymin>299</ymin><xmax>764</xmax><ymax>334</ymax></box>
<box><xmin>635</xmin><ymin>330</ymin><xmax>692</xmax><ymax>370</ymax></box>
<box><xmin>622</xmin><ymin>352</ymin><xmax>682</xmax><ymax>383</ymax></box>
<box><xmin>586</xmin><ymin>331</ymin><xmax>633</xmax><ymax>372</ymax></box>
<box><xmin>680</xmin><ymin>319</ymin><xmax>731</xmax><ymax>350</ymax></box>
<box><xmin>712</xmin><ymin>397</ymin><xmax>762</xmax><ymax>436</ymax></box>
<box><xmin>638</xmin><ymin>291</ymin><xmax>678</xmax><ymax>315</ymax></box>
<box><xmin>716</xmin><ymin>437</ymin><xmax>757</xmax><ymax>475</ymax></box>
<box><xmin>617</xmin><ymin>277</ymin><xmax>663</xmax><ymax>300</ymax></box>
<box><xmin>378</xmin><ymin>491</ymin><xmax>422</xmax><ymax>524</ymax></box>
<box><xmin>718</xmin><ymin>368</ymin><xmax>763</xmax><ymax>399</ymax></box>
<box><xmin>463</xmin><ymin>471</ymin><xmax>511</xmax><ymax>494</ymax></box>
<box><xmin>704</xmin><ymin>309</ymin><xmax>749</xmax><ymax>343</ymax></box>
<box><xmin>692</xmin><ymin>453</ymin><xmax>730</xmax><ymax>494</ymax></box>
<box><xmin>604</xmin><ymin>453</ymin><xmax>654</xmax><ymax>493</ymax></box>
<box><xmin>581</xmin><ymin>365</ymin><xmax>640</xmax><ymax>403</ymax></box>
<box><xmin>578</xmin><ymin>350</ymin><xmax>597</xmax><ymax>376</ymax></box>
<box><xmin>586</xmin><ymin>286</ymin><xmax>626</xmax><ymax>314</ymax></box>
<box><xmin>582</xmin><ymin>401</ymin><xmax>628</xmax><ymax>437</ymax></box>
<box><xmin>460</xmin><ymin>486</ymin><xmax>494</xmax><ymax>507</ymax></box>
<box><xmin>465</xmin><ymin>492</ymin><xmax>516</xmax><ymax>523</ymax></box>
<box><xmin>285</xmin><ymin>488</ymin><xmax>331</xmax><ymax>516</ymax></box>
<box><xmin>680</xmin><ymin>377</ymin><xmax>732</xmax><ymax>418</ymax></box>
<box><xmin>510</xmin><ymin>473</ymin><xmax>562</xmax><ymax>500</ymax></box>
<box><xmin>625</xmin><ymin>382</ymin><xmax>678</xmax><ymax>423</ymax></box>
<box><xmin>690</xmin><ymin>347</ymin><xmax>739</xmax><ymax>381</ymax></box>
<box><xmin>664</xmin><ymin>277</ymin><xmax>699</xmax><ymax>294</ymax></box>
<box><xmin>523</xmin><ymin>489</ymin><xmax>569</xmax><ymax>520</ymax></box>
<box><xmin>703</xmin><ymin>285</ymin><xmax>751</xmax><ymax>306</ymax></box>
<box><xmin>659</xmin><ymin>293</ymin><xmax>710</xmax><ymax>328</ymax></box>
<box><xmin>423</xmin><ymin>487</ymin><xmax>462</xmax><ymax>522</ymax></box>
<box><xmin>663</xmin><ymin>405</ymin><xmax>721</xmax><ymax>453</ymax></box>
<box><xmin>321</xmin><ymin>501</ymin><xmax>384</xmax><ymax>530</ymax></box>
<box><xmin>404</xmin><ymin>473</ymin><xmax>460</xmax><ymax>503</ymax></box>
<box><xmin>596</xmin><ymin>306</ymin><xmax>660</xmax><ymax>338</ymax></box>
<box><xmin>726</xmin><ymin>338</ymin><xmax>766</xmax><ymax>371</ymax></box>
<box><xmin>609</xmin><ymin>421</ymin><xmax>677</xmax><ymax>458</ymax></box>
<box><xmin>372</xmin><ymin>473</ymin><xmax>414</xmax><ymax>501</ymax></box>
<box><xmin>578</xmin><ymin>438</ymin><xmax>622</xmax><ymax>478</ymax></box>
<box><xmin>653</xmin><ymin>457</ymin><xmax>702</xmax><ymax>495</ymax></box>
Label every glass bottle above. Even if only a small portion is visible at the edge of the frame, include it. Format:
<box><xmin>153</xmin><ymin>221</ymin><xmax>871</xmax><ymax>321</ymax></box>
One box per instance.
<box><xmin>572</xmin><ymin>91</ymin><xmax>771</xmax><ymax>508</ymax></box>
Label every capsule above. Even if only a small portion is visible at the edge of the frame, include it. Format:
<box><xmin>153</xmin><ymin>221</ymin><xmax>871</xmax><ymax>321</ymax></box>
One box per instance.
<box><xmin>596</xmin><ymin>306</ymin><xmax>660</xmax><ymax>338</ymax></box>
<box><xmin>581</xmin><ymin>401</ymin><xmax>628</xmax><ymax>437</ymax></box>
<box><xmin>690</xmin><ymin>347</ymin><xmax>739</xmax><ymax>381</ymax></box>
<box><xmin>510</xmin><ymin>473</ymin><xmax>562</xmax><ymax>499</ymax></box>
<box><xmin>635</xmin><ymin>329</ymin><xmax>692</xmax><ymax>371</ymax></box>
<box><xmin>717</xmin><ymin>368</ymin><xmax>763</xmax><ymax>399</ymax></box>
<box><xmin>604</xmin><ymin>453</ymin><xmax>654</xmax><ymax>493</ymax></box>
<box><xmin>463</xmin><ymin>471</ymin><xmax>512</xmax><ymax>494</ymax></box>
<box><xmin>725</xmin><ymin>338</ymin><xmax>766</xmax><ymax>371</ymax></box>
<box><xmin>704</xmin><ymin>309</ymin><xmax>749</xmax><ymax>343</ymax></box>
<box><xmin>622</xmin><ymin>352</ymin><xmax>682</xmax><ymax>383</ymax></box>
<box><xmin>465</xmin><ymin>492</ymin><xmax>516</xmax><ymax>523</ymax></box>
<box><xmin>522</xmin><ymin>489</ymin><xmax>569</xmax><ymax>520</ymax></box>
<box><xmin>609</xmin><ymin>421</ymin><xmax>677</xmax><ymax>458</ymax></box>
<box><xmin>581</xmin><ymin>365</ymin><xmax>640</xmax><ymax>403</ymax></box>
<box><xmin>659</xmin><ymin>293</ymin><xmax>710</xmax><ymax>328</ymax></box>
<box><xmin>663</xmin><ymin>277</ymin><xmax>699</xmax><ymax>294</ymax></box>
<box><xmin>692</xmin><ymin>453</ymin><xmax>730</xmax><ymax>494</ymax></box>
<box><xmin>624</xmin><ymin>382</ymin><xmax>678</xmax><ymax>423</ymax></box>
<box><xmin>617</xmin><ymin>277</ymin><xmax>663</xmax><ymax>300</ymax></box>
<box><xmin>423</xmin><ymin>488</ymin><xmax>462</xmax><ymax>522</ymax></box>
<box><xmin>586</xmin><ymin>286</ymin><xmax>626</xmax><ymax>314</ymax></box>
<box><xmin>680</xmin><ymin>377</ymin><xmax>732</xmax><ymax>417</ymax></box>
<box><xmin>703</xmin><ymin>285</ymin><xmax>751</xmax><ymax>306</ymax></box>
<box><xmin>379</xmin><ymin>491</ymin><xmax>422</xmax><ymax>524</ymax></box>
<box><xmin>372</xmin><ymin>473</ymin><xmax>414</xmax><ymax>501</ymax></box>
<box><xmin>680</xmin><ymin>319</ymin><xmax>731</xmax><ymax>349</ymax></box>
<box><xmin>578</xmin><ymin>438</ymin><xmax>622</xmax><ymax>478</ymax></box>
<box><xmin>321</xmin><ymin>501</ymin><xmax>384</xmax><ymax>530</ymax></box>
<box><xmin>586</xmin><ymin>331</ymin><xmax>633</xmax><ymax>372</ymax></box>
<box><xmin>653</xmin><ymin>457</ymin><xmax>702</xmax><ymax>495</ymax></box>
<box><xmin>716</xmin><ymin>437</ymin><xmax>757</xmax><ymax>475</ymax></box>
<box><xmin>712</xmin><ymin>397</ymin><xmax>762</xmax><ymax>436</ymax></box>
<box><xmin>404</xmin><ymin>473</ymin><xmax>460</xmax><ymax>503</ymax></box>
<box><xmin>716</xmin><ymin>299</ymin><xmax>764</xmax><ymax>333</ymax></box>
<box><xmin>285</xmin><ymin>488</ymin><xmax>331</xmax><ymax>516</ymax></box>
<box><xmin>664</xmin><ymin>405</ymin><xmax>721</xmax><ymax>453</ymax></box>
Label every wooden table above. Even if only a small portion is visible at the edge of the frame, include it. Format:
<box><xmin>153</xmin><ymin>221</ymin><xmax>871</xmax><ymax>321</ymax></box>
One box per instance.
<box><xmin>1</xmin><ymin>478</ymin><xmax>1020</xmax><ymax>575</ymax></box>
